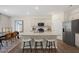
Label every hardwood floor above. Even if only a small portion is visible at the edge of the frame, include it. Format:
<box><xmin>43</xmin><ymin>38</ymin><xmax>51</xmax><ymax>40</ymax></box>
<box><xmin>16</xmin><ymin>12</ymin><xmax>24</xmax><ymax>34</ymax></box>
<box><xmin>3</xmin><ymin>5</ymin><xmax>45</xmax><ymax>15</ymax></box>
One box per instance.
<box><xmin>21</xmin><ymin>48</ymin><xmax>57</xmax><ymax>53</ymax></box>
<box><xmin>1</xmin><ymin>39</ymin><xmax>79</xmax><ymax>53</ymax></box>
<box><xmin>57</xmin><ymin>40</ymin><xmax>79</xmax><ymax>53</ymax></box>
<box><xmin>0</xmin><ymin>39</ymin><xmax>21</xmax><ymax>53</ymax></box>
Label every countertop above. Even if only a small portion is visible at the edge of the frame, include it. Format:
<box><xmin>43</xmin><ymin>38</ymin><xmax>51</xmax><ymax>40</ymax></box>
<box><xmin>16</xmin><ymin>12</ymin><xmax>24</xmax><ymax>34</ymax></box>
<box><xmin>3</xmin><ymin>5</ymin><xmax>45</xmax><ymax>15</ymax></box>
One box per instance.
<box><xmin>20</xmin><ymin>32</ymin><xmax>58</xmax><ymax>35</ymax></box>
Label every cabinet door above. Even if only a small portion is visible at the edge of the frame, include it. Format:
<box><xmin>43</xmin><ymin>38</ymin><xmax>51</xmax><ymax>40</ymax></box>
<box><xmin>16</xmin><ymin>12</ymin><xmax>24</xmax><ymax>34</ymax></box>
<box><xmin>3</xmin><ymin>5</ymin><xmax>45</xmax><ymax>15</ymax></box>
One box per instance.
<box><xmin>72</xmin><ymin>20</ymin><xmax>79</xmax><ymax>33</ymax></box>
<box><xmin>75</xmin><ymin>34</ymin><xmax>79</xmax><ymax>47</ymax></box>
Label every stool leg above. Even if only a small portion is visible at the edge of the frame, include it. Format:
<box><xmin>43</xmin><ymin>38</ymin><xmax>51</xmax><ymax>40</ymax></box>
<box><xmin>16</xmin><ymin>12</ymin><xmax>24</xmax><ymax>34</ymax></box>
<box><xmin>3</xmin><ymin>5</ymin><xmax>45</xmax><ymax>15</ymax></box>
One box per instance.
<box><xmin>35</xmin><ymin>42</ymin><xmax>37</xmax><ymax>53</ymax></box>
<box><xmin>29</xmin><ymin>41</ymin><xmax>32</xmax><ymax>53</ymax></box>
<box><xmin>46</xmin><ymin>41</ymin><xmax>50</xmax><ymax>53</ymax></box>
<box><xmin>46</xmin><ymin>41</ymin><xmax>48</xmax><ymax>53</ymax></box>
<box><xmin>53</xmin><ymin>41</ymin><xmax>56</xmax><ymax>52</ymax></box>
<box><xmin>53</xmin><ymin>41</ymin><xmax>55</xmax><ymax>47</ymax></box>
<box><xmin>50</xmin><ymin>42</ymin><xmax>52</xmax><ymax>52</ymax></box>
<box><xmin>46</xmin><ymin>41</ymin><xmax>48</xmax><ymax>48</ymax></box>
<box><xmin>41</xmin><ymin>42</ymin><xmax>43</xmax><ymax>53</ymax></box>
<box><xmin>23</xmin><ymin>42</ymin><xmax>25</xmax><ymax>53</ymax></box>
<box><xmin>49</xmin><ymin>42</ymin><xmax>51</xmax><ymax>53</ymax></box>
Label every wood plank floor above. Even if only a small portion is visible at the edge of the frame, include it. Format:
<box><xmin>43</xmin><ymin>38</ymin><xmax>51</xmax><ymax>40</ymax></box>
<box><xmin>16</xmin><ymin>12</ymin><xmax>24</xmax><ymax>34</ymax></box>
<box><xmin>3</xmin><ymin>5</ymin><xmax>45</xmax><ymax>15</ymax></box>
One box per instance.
<box><xmin>57</xmin><ymin>40</ymin><xmax>79</xmax><ymax>53</ymax></box>
<box><xmin>0</xmin><ymin>39</ymin><xmax>21</xmax><ymax>53</ymax></box>
<box><xmin>1</xmin><ymin>39</ymin><xmax>79</xmax><ymax>53</ymax></box>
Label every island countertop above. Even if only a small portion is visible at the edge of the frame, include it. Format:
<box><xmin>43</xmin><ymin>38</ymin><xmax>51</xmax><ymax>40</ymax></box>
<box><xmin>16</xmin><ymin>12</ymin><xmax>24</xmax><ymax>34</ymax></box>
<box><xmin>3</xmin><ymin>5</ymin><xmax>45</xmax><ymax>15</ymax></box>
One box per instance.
<box><xmin>20</xmin><ymin>32</ymin><xmax>58</xmax><ymax>39</ymax></box>
<box><xmin>20</xmin><ymin>32</ymin><xmax>58</xmax><ymax>35</ymax></box>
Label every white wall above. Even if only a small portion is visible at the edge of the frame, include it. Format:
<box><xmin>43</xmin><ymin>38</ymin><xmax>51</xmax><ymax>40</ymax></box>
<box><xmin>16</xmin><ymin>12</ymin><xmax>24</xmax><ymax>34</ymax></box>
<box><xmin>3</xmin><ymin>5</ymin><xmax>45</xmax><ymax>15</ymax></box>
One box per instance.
<box><xmin>69</xmin><ymin>8</ymin><xmax>79</xmax><ymax>20</ymax></box>
<box><xmin>64</xmin><ymin>10</ymin><xmax>71</xmax><ymax>21</ymax></box>
<box><xmin>51</xmin><ymin>12</ymin><xmax>64</xmax><ymax>40</ymax></box>
<box><xmin>11</xmin><ymin>13</ymin><xmax>65</xmax><ymax>40</ymax></box>
<box><xmin>63</xmin><ymin>8</ymin><xmax>79</xmax><ymax>21</ymax></box>
<box><xmin>11</xmin><ymin>15</ymin><xmax>52</xmax><ymax>34</ymax></box>
<box><xmin>0</xmin><ymin>12</ymin><xmax>65</xmax><ymax>40</ymax></box>
<box><xmin>0</xmin><ymin>14</ymin><xmax>11</xmax><ymax>32</ymax></box>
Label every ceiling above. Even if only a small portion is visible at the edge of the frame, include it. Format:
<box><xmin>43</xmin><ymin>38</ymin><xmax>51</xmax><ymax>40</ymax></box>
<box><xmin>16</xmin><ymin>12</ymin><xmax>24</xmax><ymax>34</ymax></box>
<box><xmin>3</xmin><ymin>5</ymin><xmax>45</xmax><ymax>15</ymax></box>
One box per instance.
<box><xmin>0</xmin><ymin>5</ymin><xmax>79</xmax><ymax>16</ymax></box>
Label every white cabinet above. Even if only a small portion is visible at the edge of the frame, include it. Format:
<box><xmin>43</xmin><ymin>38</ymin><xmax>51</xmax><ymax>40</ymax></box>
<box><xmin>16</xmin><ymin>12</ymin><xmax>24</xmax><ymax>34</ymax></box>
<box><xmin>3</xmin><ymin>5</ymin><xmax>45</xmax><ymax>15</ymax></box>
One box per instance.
<box><xmin>75</xmin><ymin>33</ymin><xmax>79</xmax><ymax>47</ymax></box>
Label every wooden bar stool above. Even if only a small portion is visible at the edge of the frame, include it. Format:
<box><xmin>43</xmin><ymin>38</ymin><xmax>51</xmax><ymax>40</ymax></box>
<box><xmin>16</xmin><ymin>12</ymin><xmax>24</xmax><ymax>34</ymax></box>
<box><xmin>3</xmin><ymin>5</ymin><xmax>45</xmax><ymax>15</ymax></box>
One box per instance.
<box><xmin>46</xmin><ymin>39</ymin><xmax>56</xmax><ymax>53</ymax></box>
<box><xmin>22</xmin><ymin>38</ymin><xmax>32</xmax><ymax>53</ymax></box>
<box><xmin>34</xmin><ymin>39</ymin><xmax>44</xmax><ymax>53</ymax></box>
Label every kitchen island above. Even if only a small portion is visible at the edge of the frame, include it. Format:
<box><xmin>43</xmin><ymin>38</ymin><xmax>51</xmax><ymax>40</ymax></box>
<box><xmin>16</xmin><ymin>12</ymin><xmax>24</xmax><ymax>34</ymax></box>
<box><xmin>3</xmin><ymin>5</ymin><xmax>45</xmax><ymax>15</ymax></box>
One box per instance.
<box><xmin>20</xmin><ymin>32</ymin><xmax>58</xmax><ymax>49</ymax></box>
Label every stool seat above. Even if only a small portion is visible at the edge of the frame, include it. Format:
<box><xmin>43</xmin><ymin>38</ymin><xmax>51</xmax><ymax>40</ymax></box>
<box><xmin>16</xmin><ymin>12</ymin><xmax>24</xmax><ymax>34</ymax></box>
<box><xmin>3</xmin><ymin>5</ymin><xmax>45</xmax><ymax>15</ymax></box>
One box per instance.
<box><xmin>22</xmin><ymin>38</ymin><xmax>32</xmax><ymax>42</ymax></box>
<box><xmin>46</xmin><ymin>39</ymin><xmax>55</xmax><ymax>41</ymax></box>
<box><xmin>34</xmin><ymin>39</ymin><xmax>44</xmax><ymax>42</ymax></box>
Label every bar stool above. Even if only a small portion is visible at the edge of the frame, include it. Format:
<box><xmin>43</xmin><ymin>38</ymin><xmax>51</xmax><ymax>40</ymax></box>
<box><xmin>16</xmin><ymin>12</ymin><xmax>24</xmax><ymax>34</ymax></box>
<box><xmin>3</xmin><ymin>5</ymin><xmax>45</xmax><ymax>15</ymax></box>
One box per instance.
<box><xmin>46</xmin><ymin>39</ymin><xmax>56</xmax><ymax>53</ymax></box>
<box><xmin>34</xmin><ymin>38</ymin><xmax>44</xmax><ymax>53</ymax></box>
<box><xmin>22</xmin><ymin>38</ymin><xmax>32</xmax><ymax>53</ymax></box>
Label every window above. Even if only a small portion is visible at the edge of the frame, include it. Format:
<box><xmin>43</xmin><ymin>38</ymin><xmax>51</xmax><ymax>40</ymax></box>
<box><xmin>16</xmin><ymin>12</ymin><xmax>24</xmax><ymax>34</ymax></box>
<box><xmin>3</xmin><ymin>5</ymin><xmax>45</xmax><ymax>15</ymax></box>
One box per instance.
<box><xmin>15</xmin><ymin>20</ymin><xmax>23</xmax><ymax>32</ymax></box>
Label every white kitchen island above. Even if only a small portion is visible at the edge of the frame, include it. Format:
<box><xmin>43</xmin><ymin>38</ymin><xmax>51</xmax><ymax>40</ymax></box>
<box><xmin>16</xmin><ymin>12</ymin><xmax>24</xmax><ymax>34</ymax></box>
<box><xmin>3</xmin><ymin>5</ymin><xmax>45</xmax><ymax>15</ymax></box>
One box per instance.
<box><xmin>20</xmin><ymin>32</ymin><xmax>58</xmax><ymax>48</ymax></box>
<box><xmin>20</xmin><ymin>32</ymin><xmax>58</xmax><ymax>39</ymax></box>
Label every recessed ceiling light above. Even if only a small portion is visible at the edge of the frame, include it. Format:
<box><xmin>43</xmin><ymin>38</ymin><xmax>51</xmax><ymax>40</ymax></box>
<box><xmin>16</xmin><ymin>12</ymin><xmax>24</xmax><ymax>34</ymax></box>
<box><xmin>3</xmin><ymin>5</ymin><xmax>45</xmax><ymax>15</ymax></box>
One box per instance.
<box><xmin>35</xmin><ymin>6</ymin><xmax>39</xmax><ymax>10</ymax></box>
<box><xmin>4</xmin><ymin>9</ymin><xmax>8</xmax><ymax>12</ymax></box>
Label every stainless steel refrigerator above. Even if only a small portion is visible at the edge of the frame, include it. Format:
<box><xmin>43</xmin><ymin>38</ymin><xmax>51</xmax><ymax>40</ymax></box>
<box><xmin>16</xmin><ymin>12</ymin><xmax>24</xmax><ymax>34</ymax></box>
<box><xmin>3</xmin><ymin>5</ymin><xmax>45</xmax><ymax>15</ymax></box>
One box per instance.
<box><xmin>63</xmin><ymin>19</ymin><xmax>79</xmax><ymax>46</ymax></box>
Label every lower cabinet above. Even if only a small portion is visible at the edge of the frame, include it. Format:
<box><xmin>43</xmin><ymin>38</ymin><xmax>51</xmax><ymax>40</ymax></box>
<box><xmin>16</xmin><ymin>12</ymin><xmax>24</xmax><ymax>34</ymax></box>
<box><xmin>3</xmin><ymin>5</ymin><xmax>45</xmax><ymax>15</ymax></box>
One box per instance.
<box><xmin>75</xmin><ymin>34</ymin><xmax>79</xmax><ymax>47</ymax></box>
